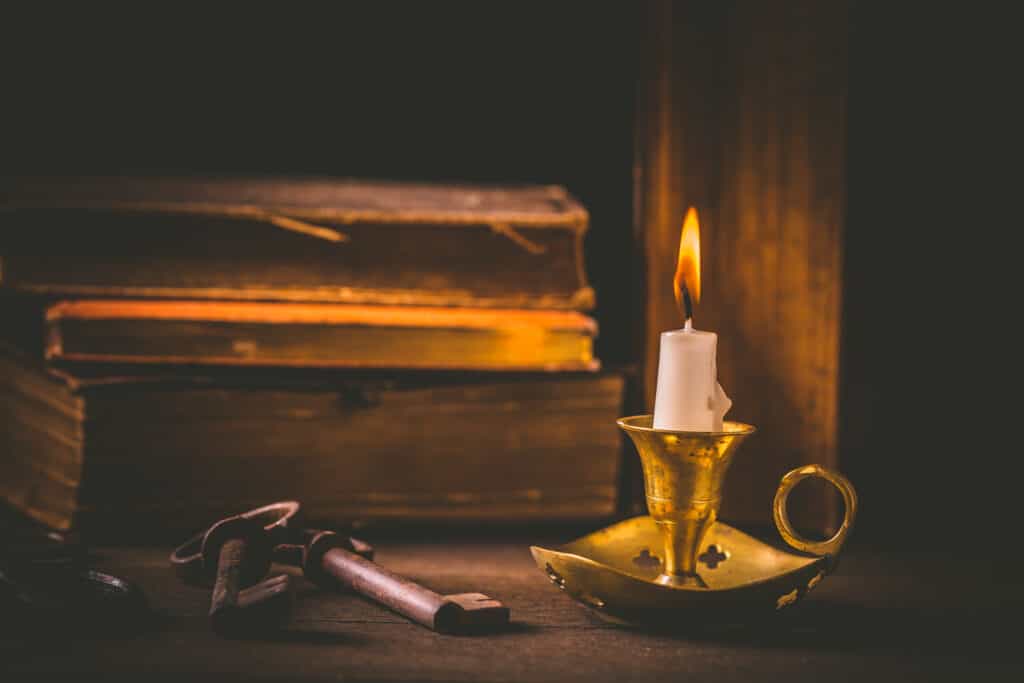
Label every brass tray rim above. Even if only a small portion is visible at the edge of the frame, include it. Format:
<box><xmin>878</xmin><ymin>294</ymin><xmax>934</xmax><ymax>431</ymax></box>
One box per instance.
<box><xmin>530</xmin><ymin>516</ymin><xmax>829</xmax><ymax>594</ymax></box>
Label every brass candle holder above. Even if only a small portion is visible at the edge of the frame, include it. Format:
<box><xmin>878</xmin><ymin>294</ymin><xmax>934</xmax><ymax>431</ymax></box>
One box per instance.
<box><xmin>617</xmin><ymin>416</ymin><xmax>756</xmax><ymax>588</ymax></box>
<box><xmin>531</xmin><ymin>415</ymin><xmax>858</xmax><ymax>625</ymax></box>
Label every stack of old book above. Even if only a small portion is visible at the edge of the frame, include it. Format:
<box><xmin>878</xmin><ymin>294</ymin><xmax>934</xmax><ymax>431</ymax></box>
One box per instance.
<box><xmin>0</xmin><ymin>177</ymin><xmax>623</xmax><ymax>535</ymax></box>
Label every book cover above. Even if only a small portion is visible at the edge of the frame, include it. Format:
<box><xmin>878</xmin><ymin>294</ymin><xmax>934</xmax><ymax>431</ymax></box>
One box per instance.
<box><xmin>0</xmin><ymin>352</ymin><xmax>624</xmax><ymax>535</ymax></box>
<box><xmin>0</xmin><ymin>177</ymin><xmax>594</xmax><ymax>310</ymax></box>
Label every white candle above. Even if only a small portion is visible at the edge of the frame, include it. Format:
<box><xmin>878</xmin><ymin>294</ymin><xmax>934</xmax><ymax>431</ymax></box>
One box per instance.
<box><xmin>652</xmin><ymin>321</ymin><xmax>731</xmax><ymax>431</ymax></box>
<box><xmin>652</xmin><ymin>207</ymin><xmax>731</xmax><ymax>431</ymax></box>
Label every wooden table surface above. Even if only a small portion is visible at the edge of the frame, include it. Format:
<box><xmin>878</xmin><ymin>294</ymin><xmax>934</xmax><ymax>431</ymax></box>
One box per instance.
<box><xmin>2</xmin><ymin>536</ymin><xmax>1017</xmax><ymax>682</ymax></box>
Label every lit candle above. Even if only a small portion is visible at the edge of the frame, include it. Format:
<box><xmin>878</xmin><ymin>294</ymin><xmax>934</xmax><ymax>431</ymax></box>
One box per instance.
<box><xmin>652</xmin><ymin>208</ymin><xmax>732</xmax><ymax>431</ymax></box>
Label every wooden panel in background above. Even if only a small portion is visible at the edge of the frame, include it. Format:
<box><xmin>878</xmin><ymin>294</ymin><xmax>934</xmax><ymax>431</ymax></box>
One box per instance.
<box><xmin>635</xmin><ymin>0</ymin><xmax>848</xmax><ymax>531</ymax></box>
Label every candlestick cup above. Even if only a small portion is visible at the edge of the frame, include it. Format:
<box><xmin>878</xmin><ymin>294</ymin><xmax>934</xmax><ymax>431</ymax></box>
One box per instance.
<box><xmin>618</xmin><ymin>415</ymin><xmax>755</xmax><ymax>587</ymax></box>
<box><xmin>618</xmin><ymin>415</ymin><xmax>858</xmax><ymax>589</ymax></box>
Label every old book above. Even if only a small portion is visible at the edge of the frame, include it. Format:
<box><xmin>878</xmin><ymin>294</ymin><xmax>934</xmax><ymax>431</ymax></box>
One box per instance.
<box><xmin>42</xmin><ymin>299</ymin><xmax>598</xmax><ymax>371</ymax></box>
<box><xmin>0</xmin><ymin>177</ymin><xmax>594</xmax><ymax>310</ymax></box>
<box><xmin>0</xmin><ymin>351</ymin><xmax>623</xmax><ymax>535</ymax></box>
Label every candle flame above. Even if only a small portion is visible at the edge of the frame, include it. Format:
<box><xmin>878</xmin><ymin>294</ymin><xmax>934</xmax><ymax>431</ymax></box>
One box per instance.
<box><xmin>673</xmin><ymin>207</ymin><xmax>701</xmax><ymax>322</ymax></box>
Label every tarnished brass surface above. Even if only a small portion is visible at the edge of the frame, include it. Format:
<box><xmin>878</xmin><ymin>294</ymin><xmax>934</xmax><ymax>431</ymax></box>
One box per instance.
<box><xmin>530</xmin><ymin>517</ymin><xmax>829</xmax><ymax>625</ymax></box>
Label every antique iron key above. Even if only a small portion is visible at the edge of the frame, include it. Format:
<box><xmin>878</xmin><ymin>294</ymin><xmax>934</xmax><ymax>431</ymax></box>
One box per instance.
<box><xmin>299</xmin><ymin>530</ymin><xmax>509</xmax><ymax>634</ymax></box>
<box><xmin>172</xmin><ymin>501</ymin><xmax>301</xmax><ymax>635</ymax></box>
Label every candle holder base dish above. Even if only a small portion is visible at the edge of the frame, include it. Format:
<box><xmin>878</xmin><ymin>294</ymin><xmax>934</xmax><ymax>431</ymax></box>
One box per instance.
<box><xmin>529</xmin><ymin>414</ymin><xmax>858</xmax><ymax>627</ymax></box>
<box><xmin>530</xmin><ymin>516</ymin><xmax>835</xmax><ymax>627</ymax></box>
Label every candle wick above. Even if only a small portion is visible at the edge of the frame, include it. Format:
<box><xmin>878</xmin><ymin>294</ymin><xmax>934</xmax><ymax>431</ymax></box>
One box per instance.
<box><xmin>684</xmin><ymin>318</ymin><xmax>694</xmax><ymax>331</ymax></box>
<box><xmin>679</xmin><ymin>282</ymin><xmax>694</xmax><ymax>324</ymax></box>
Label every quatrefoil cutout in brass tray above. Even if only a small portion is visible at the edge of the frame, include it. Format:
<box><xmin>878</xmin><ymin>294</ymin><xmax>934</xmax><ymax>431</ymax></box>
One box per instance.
<box><xmin>530</xmin><ymin>516</ymin><xmax>835</xmax><ymax>626</ymax></box>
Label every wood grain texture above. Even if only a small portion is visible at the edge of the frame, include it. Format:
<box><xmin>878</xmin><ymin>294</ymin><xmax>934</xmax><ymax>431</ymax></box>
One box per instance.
<box><xmin>636</xmin><ymin>1</ymin><xmax>847</xmax><ymax>530</ymax></box>
<box><xmin>0</xmin><ymin>541</ymin><xmax>1011</xmax><ymax>682</ymax></box>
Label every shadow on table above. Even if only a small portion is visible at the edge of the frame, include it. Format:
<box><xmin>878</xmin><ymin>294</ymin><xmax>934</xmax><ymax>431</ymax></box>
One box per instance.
<box><xmin>630</xmin><ymin>599</ymin><xmax>1014</xmax><ymax>654</ymax></box>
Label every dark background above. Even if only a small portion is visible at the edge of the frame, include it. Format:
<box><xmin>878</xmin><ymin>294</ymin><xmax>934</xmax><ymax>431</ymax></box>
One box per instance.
<box><xmin>1</xmin><ymin>3</ymin><xmax>1011</xmax><ymax>550</ymax></box>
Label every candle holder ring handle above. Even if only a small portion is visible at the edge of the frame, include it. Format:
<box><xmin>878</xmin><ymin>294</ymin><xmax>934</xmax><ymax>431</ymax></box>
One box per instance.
<box><xmin>772</xmin><ymin>465</ymin><xmax>858</xmax><ymax>557</ymax></box>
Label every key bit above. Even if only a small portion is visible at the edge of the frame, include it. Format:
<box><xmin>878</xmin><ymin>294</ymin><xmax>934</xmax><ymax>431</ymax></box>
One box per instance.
<box><xmin>436</xmin><ymin>593</ymin><xmax>511</xmax><ymax>632</ymax></box>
